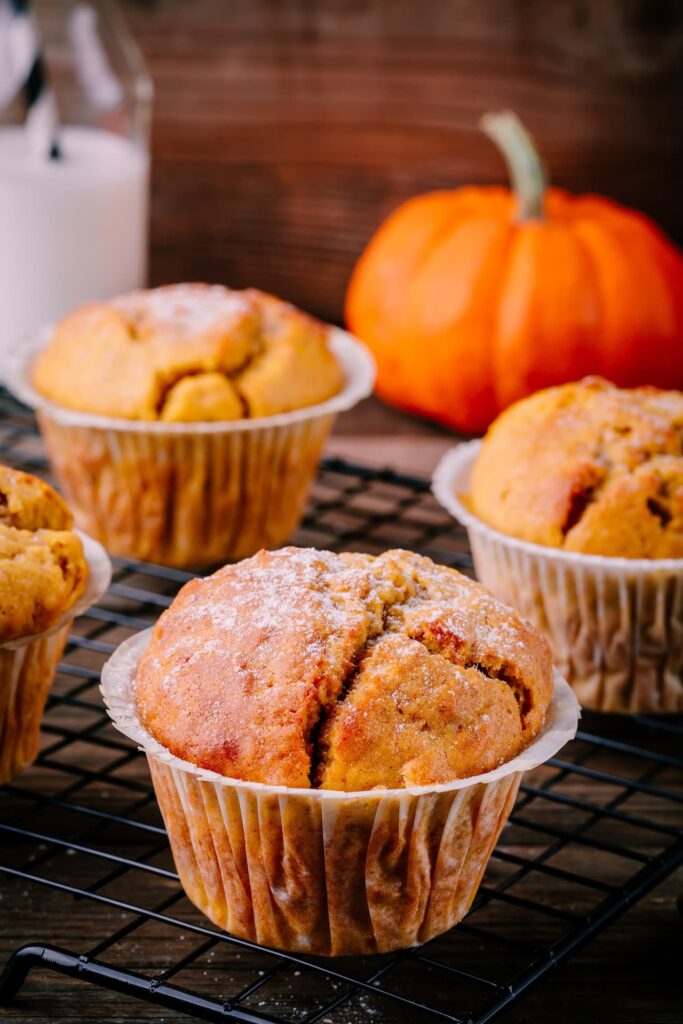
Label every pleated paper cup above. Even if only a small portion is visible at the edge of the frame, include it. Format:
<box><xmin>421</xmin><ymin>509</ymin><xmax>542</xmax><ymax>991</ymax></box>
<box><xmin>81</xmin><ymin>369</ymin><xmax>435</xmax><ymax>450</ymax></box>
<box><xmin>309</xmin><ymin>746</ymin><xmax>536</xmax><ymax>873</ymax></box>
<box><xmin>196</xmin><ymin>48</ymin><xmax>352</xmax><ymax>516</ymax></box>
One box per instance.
<box><xmin>433</xmin><ymin>442</ymin><xmax>683</xmax><ymax>714</ymax></box>
<box><xmin>7</xmin><ymin>328</ymin><xmax>375</xmax><ymax>569</ymax></box>
<box><xmin>0</xmin><ymin>532</ymin><xmax>111</xmax><ymax>785</ymax></box>
<box><xmin>101</xmin><ymin>629</ymin><xmax>579</xmax><ymax>957</ymax></box>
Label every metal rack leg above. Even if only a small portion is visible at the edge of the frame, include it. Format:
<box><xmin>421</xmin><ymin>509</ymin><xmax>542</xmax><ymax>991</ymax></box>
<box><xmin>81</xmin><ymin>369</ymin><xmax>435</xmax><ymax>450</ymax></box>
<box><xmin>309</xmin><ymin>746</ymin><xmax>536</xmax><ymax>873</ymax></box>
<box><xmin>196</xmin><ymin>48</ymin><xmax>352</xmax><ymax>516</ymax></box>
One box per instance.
<box><xmin>0</xmin><ymin>945</ymin><xmax>54</xmax><ymax>1002</ymax></box>
<box><xmin>0</xmin><ymin>942</ymin><xmax>277</xmax><ymax>1024</ymax></box>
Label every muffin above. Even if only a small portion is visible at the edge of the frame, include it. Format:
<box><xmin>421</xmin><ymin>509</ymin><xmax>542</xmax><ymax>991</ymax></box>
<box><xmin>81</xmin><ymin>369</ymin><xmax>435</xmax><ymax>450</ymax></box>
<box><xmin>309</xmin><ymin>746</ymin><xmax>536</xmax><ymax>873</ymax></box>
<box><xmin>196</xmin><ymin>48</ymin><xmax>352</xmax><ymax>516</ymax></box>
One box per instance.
<box><xmin>0</xmin><ymin>466</ymin><xmax>87</xmax><ymax>643</ymax></box>
<box><xmin>102</xmin><ymin>546</ymin><xmax>579</xmax><ymax>956</ymax></box>
<box><xmin>16</xmin><ymin>284</ymin><xmax>374</xmax><ymax>567</ymax></box>
<box><xmin>32</xmin><ymin>285</ymin><xmax>343</xmax><ymax>421</ymax></box>
<box><xmin>0</xmin><ymin>467</ymin><xmax>89</xmax><ymax>784</ymax></box>
<box><xmin>433</xmin><ymin>378</ymin><xmax>683</xmax><ymax>713</ymax></box>
<box><xmin>470</xmin><ymin>377</ymin><xmax>683</xmax><ymax>558</ymax></box>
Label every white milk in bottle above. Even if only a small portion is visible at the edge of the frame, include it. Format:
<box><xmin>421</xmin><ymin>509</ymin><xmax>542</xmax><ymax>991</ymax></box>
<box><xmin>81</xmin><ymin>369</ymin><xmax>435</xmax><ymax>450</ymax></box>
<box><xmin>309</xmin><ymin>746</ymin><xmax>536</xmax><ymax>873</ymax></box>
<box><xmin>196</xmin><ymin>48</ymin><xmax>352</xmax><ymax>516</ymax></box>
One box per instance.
<box><xmin>0</xmin><ymin>124</ymin><xmax>148</xmax><ymax>378</ymax></box>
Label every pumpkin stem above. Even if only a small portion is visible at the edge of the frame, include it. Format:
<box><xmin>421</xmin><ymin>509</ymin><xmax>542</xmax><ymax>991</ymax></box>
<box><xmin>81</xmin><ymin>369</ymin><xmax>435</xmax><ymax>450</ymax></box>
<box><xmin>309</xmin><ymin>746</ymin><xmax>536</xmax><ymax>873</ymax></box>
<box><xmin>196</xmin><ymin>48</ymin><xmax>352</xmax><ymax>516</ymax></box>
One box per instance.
<box><xmin>480</xmin><ymin>111</ymin><xmax>547</xmax><ymax>221</ymax></box>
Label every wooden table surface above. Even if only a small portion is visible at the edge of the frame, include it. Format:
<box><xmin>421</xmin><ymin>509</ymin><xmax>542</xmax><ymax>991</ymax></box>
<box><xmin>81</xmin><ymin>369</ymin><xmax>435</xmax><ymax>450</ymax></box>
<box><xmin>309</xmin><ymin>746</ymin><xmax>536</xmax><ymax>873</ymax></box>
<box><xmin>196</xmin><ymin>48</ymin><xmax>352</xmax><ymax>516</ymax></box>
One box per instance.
<box><xmin>0</xmin><ymin>398</ymin><xmax>681</xmax><ymax>1024</ymax></box>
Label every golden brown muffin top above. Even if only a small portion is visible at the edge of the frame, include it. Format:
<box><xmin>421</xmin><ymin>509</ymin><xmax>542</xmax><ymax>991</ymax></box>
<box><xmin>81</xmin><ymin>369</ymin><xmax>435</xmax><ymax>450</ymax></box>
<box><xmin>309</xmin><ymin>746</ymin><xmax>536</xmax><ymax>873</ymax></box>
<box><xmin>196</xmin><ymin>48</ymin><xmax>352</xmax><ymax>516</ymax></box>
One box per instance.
<box><xmin>469</xmin><ymin>378</ymin><xmax>683</xmax><ymax>559</ymax></box>
<box><xmin>31</xmin><ymin>284</ymin><xmax>344</xmax><ymax>422</ymax></box>
<box><xmin>0</xmin><ymin>466</ymin><xmax>88</xmax><ymax>642</ymax></box>
<box><xmin>135</xmin><ymin>547</ymin><xmax>553</xmax><ymax>791</ymax></box>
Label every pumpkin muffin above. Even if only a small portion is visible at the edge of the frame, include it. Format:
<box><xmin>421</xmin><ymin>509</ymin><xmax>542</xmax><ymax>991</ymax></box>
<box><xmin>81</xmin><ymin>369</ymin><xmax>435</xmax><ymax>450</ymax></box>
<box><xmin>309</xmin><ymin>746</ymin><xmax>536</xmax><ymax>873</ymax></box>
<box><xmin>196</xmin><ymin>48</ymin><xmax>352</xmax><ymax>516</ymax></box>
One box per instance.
<box><xmin>0</xmin><ymin>465</ymin><xmax>87</xmax><ymax>643</ymax></box>
<box><xmin>0</xmin><ymin>466</ymin><xmax>91</xmax><ymax>786</ymax></box>
<box><xmin>103</xmin><ymin>545</ymin><xmax>573</xmax><ymax>956</ymax></box>
<box><xmin>31</xmin><ymin>284</ymin><xmax>344</xmax><ymax>421</ymax></box>
<box><xmin>433</xmin><ymin>377</ymin><xmax>683</xmax><ymax>713</ymax></box>
<box><xmin>136</xmin><ymin>547</ymin><xmax>553</xmax><ymax>789</ymax></box>
<box><xmin>21</xmin><ymin>285</ymin><xmax>373</xmax><ymax>567</ymax></box>
<box><xmin>469</xmin><ymin>377</ymin><xmax>683</xmax><ymax>558</ymax></box>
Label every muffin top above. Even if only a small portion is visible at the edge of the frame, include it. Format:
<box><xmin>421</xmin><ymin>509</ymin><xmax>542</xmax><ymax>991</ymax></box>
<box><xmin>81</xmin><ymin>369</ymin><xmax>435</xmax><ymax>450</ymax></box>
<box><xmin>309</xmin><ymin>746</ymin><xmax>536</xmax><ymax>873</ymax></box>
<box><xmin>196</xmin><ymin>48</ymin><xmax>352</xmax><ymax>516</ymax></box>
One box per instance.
<box><xmin>0</xmin><ymin>466</ymin><xmax>88</xmax><ymax>642</ymax></box>
<box><xmin>31</xmin><ymin>284</ymin><xmax>344</xmax><ymax>421</ymax></box>
<box><xmin>135</xmin><ymin>547</ymin><xmax>553</xmax><ymax>791</ymax></box>
<box><xmin>469</xmin><ymin>378</ymin><xmax>683</xmax><ymax>559</ymax></box>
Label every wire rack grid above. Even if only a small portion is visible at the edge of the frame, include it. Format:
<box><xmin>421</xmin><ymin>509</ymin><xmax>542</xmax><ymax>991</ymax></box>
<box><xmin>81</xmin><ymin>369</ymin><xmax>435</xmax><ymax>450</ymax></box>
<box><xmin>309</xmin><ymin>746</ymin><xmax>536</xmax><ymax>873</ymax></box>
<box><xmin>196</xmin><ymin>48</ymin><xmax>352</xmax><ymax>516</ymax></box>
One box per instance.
<box><xmin>0</xmin><ymin>388</ymin><xmax>681</xmax><ymax>1024</ymax></box>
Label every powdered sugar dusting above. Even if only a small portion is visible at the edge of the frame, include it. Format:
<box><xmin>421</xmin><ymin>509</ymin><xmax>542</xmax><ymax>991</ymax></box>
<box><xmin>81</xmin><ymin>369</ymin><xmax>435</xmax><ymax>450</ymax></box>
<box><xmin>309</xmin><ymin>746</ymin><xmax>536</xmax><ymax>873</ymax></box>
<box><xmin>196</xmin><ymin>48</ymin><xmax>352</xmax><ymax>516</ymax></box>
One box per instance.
<box><xmin>139</xmin><ymin>547</ymin><xmax>368</xmax><ymax>708</ymax></box>
<box><xmin>113</xmin><ymin>284</ymin><xmax>252</xmax><ymax>337</ymax></box>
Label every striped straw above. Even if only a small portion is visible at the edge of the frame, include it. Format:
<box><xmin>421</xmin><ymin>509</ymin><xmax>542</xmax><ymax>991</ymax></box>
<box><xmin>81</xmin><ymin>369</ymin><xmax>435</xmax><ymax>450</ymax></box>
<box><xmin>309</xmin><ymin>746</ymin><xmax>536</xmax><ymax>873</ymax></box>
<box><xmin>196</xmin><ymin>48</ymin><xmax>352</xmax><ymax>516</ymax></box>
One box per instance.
<box><xmin>8</xmin><ymin>0</ymin><xmax>61</xmax><ymax>159</ymax></box>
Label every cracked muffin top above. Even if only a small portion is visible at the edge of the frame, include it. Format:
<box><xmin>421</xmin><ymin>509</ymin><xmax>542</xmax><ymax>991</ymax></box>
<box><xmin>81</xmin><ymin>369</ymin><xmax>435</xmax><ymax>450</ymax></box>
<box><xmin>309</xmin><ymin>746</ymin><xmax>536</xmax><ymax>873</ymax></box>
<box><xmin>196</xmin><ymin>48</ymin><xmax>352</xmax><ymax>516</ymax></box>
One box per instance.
<box><xmin>0</xmin><ymin>466</ymin><xmax>88</xmax><ymax>643</ymax></box>
<box><xmin>135</xmin><ymin>547</ymin><xmax>553</xmax><ymax>790</ymax></box>
<box><xmin>31</xmin><ymin>284</ymin><xmax>344</xmax><ymax>421</ymax></box>
<box><xmin>469</xmin><ymin>378</ymin><xmax>683</xmax><ymax>559</ymax></box>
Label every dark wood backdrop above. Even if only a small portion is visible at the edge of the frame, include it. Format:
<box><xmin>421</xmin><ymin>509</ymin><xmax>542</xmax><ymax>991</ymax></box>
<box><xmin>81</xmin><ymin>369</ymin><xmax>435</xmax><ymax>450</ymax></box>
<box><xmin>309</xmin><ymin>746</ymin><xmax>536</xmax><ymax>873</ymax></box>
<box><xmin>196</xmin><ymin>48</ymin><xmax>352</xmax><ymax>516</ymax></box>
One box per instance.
<box><xmin>123</xmin><ymin>0</ymin><xmax>683</xmax><ymax>323</ymax></box>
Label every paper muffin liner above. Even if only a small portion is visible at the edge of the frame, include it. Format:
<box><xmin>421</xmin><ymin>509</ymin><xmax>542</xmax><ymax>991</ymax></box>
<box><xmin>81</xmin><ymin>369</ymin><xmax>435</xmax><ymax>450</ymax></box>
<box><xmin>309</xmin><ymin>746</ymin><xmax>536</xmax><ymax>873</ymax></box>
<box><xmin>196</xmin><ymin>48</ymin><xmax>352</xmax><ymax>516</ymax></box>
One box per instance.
<box><xmin>7</xmin><ymin>329</ymin><xmax>375</xmax><ymax>569</ymax></box>
<box><xmin>101</xmin><ymin>629</ymin><xmax>579</xmax><ymax>957</ymax></box>
<box><xmin>0</xmin><ymin>532</ymin><xmax>112</xmax><ymax>785</ymax></box>
<box><xmin>433</xmin><ymin>441</ymin><xmax>683</xmax><ymax>714</ymax></box>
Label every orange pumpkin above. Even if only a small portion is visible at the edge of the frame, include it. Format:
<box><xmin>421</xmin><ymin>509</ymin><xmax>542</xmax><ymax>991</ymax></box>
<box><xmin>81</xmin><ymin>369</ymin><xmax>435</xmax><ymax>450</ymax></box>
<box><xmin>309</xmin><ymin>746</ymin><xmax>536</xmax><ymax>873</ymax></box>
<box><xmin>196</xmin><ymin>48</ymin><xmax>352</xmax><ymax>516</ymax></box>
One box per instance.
<box><xmin>345</xmin><ymin>112</ymin><xmax>683</xmax><ymax>434</ymax></box>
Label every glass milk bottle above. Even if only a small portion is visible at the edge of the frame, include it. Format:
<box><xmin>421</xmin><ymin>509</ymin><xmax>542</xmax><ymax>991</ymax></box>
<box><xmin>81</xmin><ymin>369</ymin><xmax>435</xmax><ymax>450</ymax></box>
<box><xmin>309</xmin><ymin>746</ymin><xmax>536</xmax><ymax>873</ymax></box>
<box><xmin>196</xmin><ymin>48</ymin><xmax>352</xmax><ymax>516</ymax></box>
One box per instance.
<box><xmin>0</xmin><ymin>0</ymin><xmax>151</xmax><ymax>377</ymax></box>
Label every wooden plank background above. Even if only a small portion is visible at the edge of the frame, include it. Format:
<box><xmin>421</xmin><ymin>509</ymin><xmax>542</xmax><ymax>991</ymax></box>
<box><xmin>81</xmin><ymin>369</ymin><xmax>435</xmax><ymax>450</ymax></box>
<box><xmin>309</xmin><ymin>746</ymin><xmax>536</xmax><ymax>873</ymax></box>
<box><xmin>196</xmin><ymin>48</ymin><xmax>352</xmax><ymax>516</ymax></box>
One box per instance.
<box><xmin>122</xmin><ymin>0</ymin><xmax>683</xmax><ymax>324</ymax></box>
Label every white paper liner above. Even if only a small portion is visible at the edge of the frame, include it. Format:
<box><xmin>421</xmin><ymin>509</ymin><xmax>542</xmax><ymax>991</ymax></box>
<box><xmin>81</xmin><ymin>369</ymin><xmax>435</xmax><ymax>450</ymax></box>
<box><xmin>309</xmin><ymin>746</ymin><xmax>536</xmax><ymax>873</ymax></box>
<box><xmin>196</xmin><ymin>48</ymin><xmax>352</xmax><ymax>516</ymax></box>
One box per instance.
<box><xmin>0</xmin><ymin>531</ymin><xmax>112</xmax><ymax>783</ymax></box>
<box><xmin>0</xmin><ymin>625</ymin><xmax>71</xmax><ymax>785</ymax></box>
<box><xmin>100</xmin><ymin>629</ymin><xmax>578</xmax><ymax>956</ymax></box>
<box><xmin>6</xmin><ymin>327</ymin><xmax>375</xmax><ymax>568</ymax></box>
<box><xmin>433</xmin><ymin>441</ymin><xmax>683</xmax><ymax>713</ymax></box>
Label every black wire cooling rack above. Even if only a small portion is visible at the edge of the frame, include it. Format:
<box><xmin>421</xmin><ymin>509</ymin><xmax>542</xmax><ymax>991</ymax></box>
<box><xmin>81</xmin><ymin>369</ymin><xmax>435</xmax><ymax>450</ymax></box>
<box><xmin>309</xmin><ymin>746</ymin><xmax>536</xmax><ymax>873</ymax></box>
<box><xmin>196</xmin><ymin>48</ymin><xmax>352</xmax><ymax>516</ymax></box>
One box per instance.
<box><xmin>0</xmin><ymin>387</ymin><xmax>682</xmax><ymax>1024</ymax></box>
